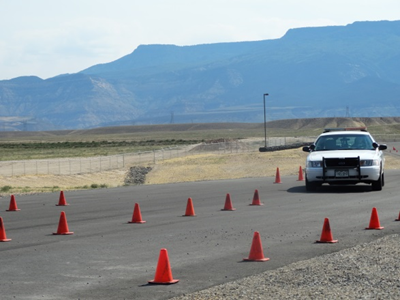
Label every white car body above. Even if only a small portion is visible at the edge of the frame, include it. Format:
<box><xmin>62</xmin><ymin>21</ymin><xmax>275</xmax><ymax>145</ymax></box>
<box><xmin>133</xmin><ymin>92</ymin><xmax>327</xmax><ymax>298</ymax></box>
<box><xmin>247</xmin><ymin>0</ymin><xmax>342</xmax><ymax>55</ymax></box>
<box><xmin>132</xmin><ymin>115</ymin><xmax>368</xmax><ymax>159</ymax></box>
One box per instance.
<box><xmin>303</xmin><ymin>129</ymin><xmax>387</xmax><ymax>191</ymax></box>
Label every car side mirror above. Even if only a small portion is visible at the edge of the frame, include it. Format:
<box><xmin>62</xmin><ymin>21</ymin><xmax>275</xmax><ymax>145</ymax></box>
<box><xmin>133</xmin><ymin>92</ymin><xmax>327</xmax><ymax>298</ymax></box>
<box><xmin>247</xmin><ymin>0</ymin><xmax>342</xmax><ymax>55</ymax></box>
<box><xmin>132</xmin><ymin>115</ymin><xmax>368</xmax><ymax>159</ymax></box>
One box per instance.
<box><xmin>302</xmin><ymin>144</ymin><xmax>314</xmax><ymax>152</ymax></box>
<box><xmin>378</xmin><ymin>144</ymin><xmax>387</xmax><ymax>151</ymax></box>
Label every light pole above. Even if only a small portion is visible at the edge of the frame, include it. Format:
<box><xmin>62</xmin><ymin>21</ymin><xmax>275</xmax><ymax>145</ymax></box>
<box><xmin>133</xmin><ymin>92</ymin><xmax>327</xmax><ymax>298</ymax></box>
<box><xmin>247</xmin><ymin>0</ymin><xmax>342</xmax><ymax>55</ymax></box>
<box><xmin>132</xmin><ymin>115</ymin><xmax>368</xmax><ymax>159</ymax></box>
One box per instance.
<box><xmin>259</xmin><ymin>93</ymin><xmax>269</xmax><ymax>152</ymax></box>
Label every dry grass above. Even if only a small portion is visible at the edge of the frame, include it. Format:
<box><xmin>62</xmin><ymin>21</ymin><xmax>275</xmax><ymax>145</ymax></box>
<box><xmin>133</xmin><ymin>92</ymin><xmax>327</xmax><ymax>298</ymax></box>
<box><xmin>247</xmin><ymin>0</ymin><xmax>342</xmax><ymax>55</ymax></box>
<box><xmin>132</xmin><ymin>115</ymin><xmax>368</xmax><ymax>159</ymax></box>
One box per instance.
<box><xmin>0</xmin><ymin>170</ymin><xmax>126</xmax><ymax>194</ymax></box>
<box><xmin>1</xmin><ymin>148</ymin><xmax>400</xmax><ymax>195</ymax></box>
<box><xmin>146</xmin><ymin>148</ymin><xmax>308</xmax><ymax>184</ymax></box>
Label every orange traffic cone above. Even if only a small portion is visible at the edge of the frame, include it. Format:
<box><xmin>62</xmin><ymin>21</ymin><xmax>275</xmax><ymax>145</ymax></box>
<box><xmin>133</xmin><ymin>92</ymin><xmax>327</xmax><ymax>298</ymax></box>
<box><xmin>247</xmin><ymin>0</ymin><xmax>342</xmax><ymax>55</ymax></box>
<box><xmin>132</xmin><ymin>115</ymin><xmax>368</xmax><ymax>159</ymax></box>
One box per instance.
<box><xmin>316</xmin><ymin>218</ymin><xmax>338</xmax><ymax>243</ymax></box>
<box><xmin>221</xmin><ymin>193</ymin><xmax>236</xmax><ymax>211</ymax></box>
<box><xmin>148</xmin><ymin>248</ymin><xmax>179</xmax><ymax>284</ymax></box>
<box><xmin>56</xmin><ymin>191</ymin><xmax>69</xmax><ymax>206</ymax></box>
<box><xmin>183</xmin><ymin>198</ymin><xmax>196</xmax><ymax>216</ymax></box>
<box><xmin>249</xmin><ymin>189</ymin><xmax>263</xmax><ymax>206</ymax></box>
<box><xmin>53</xmin><ymin>211</ymin><xmax>74</xmax><ymax>235</ymax></box>
<box><xmin>243</xmin><ymin>231</ymin><xmax>269</xmax><ymax>262</ymax></box>
<box><xmin>395</xmin><ymin>211</ymin><xmax>400</xmax><ymax>221</ymax></box>
<box><xmin>274</xmin><ymin>167</ymin><xmax>282</xmax><ymax>184</ymax></box>
<box><xmin>6</xmin><ymin>195</ymin><xmax>20</xmax><ymax>211</ymax></box>
<box><xmin>365</xmin><ymin>207</ymin><xmax>384</xmax><ymax>230</ymax></box>
<box><xmin>297</xmin><ymin>166</ymin><xmax>304</xmax><ymax>181</ymax></box>
<box><xmin>0</xmin><ymin>217</ymin><xmax>11</xmax><ymax>242</ymax></box>
<box><xmin>128</xmin><ymin>203</ymin><xmax>146</xmax><ymax>223</ymax></box>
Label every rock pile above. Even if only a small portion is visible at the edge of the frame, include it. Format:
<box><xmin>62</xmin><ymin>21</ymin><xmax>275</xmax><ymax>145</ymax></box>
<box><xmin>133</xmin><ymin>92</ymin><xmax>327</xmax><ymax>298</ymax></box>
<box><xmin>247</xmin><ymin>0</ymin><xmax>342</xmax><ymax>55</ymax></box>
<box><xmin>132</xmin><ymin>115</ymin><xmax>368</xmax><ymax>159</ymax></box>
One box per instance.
<box><xmin>124</xmin><ymin>166</ymin><xmax>152</xmax><ymax>185</ymax></box>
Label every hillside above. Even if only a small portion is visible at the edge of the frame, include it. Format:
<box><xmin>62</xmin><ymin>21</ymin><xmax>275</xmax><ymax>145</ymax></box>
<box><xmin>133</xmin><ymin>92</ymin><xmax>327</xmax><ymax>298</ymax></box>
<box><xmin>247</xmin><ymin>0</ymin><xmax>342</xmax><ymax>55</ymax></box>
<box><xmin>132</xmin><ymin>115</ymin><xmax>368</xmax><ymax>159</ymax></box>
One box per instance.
<box><xmin>0</xmin><ymin>117</ymin><xmax>400</xmax><ymax>142</ymax></box>
<box><xmin>267</xmin><ymin>117</ymin><xmax>400</xmax><ymax>130</ymax></box>
<box><xmin>1</xmin><ymin>20</ymin><xmax>400</xmax><ymax>130</ymax></box>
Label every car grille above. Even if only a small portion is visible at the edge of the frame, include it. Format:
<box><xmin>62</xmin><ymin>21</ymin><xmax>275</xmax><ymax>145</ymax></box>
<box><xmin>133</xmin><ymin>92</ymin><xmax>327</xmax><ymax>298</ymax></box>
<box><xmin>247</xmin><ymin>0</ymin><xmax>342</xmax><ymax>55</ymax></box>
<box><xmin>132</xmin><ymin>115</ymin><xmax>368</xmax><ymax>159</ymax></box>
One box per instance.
<box><xmin>322</xmin><ymin>156</ymin><xmax>362</xmax><ymax>181</ymax></box>
<box><xmin>324</xmin><ymin>157</ymin><xmax>360</xmax><ymax>168</ymax></box>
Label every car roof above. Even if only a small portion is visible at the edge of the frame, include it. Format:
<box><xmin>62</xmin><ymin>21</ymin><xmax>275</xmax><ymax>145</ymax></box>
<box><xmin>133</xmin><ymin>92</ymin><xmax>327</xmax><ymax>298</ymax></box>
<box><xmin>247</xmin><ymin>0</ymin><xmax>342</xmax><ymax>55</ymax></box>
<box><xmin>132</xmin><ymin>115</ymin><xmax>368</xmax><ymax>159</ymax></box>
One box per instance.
<box><xmin>319</xmin><ymin>131</ymin><xmax>371</xmax><ymax>137</ymax></box>
<box><xmin>323</xmin><ymin>127</ymin><xmax>368</xmax><ymax>133</ymax></box>
<box><xmin>319</xmin><ymin>127</ymin><xmax>371</xmax><ymax>137</ymax></box>
<box><xmin>321</xmin><ymin>130</ymin><xmax>370</xmax><ymax>135</ymax></box>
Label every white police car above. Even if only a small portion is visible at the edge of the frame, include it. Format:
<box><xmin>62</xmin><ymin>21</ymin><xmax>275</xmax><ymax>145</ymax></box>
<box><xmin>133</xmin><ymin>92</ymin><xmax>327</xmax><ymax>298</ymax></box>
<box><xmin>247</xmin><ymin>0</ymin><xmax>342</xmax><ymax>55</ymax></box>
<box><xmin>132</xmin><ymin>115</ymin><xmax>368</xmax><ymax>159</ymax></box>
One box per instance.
<box><xmin>302</xmin><ymin>128</ymin><xmax>387</xmax><ymax>191</ymax></box>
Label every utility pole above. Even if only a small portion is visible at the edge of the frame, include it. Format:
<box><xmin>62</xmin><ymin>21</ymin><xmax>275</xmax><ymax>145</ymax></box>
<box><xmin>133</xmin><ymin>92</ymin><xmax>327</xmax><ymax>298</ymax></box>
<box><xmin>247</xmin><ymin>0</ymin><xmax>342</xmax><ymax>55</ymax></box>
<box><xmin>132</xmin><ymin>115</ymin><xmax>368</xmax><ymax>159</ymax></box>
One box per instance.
<box><xmin>345</xmin><ymin>106</ymin><xmax>350</xmax><ymax>117</ymax></box>
<box><xmin>259</xmin><ymin>93</ymin><xmax>269</xmax><ymax>152</ymax></box>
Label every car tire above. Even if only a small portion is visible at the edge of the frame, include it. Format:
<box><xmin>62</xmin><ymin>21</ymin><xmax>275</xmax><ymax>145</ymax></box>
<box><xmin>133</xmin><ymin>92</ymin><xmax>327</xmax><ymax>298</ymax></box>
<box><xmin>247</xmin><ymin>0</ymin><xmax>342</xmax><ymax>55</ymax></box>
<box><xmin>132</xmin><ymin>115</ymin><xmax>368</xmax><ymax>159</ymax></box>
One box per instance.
<box><xmin>305</xmin><ymin>178</ymin><xmax>318</xmax><ymax>192</ymax></box>
<box><xmin>371</xmin><ymin>173</ymin><xmax>383</xmax><ymax>191</ymax></box>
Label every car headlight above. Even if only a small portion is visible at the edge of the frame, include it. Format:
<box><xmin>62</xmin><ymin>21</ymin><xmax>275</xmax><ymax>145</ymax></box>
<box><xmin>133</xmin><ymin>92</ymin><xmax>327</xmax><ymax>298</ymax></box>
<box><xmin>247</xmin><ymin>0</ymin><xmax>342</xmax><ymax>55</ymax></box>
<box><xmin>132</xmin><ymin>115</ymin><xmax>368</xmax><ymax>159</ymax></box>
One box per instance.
<box><xmin>307</xmin><ymin>161</ymin><xmax>323</xmax><ymax>168</ymax></box>
<box><xmin>360</xmin><ymin>159</ymin><xmax>380</xmax><ymax>166</ymax></box>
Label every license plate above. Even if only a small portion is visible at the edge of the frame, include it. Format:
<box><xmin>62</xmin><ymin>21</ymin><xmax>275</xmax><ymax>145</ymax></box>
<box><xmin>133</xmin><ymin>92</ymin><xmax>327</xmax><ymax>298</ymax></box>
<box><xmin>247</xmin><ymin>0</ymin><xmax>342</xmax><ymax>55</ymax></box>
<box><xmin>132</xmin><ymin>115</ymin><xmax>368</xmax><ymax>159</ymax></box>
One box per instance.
<box><xmin>335</xmin><ymin>170</ymin><xmax>349</xmax><ymax>177</ymax></box>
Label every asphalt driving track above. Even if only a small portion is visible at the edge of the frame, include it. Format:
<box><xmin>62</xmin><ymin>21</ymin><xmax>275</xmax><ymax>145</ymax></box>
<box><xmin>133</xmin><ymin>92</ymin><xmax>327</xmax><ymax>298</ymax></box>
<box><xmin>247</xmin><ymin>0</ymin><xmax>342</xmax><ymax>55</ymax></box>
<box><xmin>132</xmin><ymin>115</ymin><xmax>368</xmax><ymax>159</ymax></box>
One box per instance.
<box><xmin>1</xmin><ymin>170</ymin><xmax>400</xmax><ymax>299</ymax></box>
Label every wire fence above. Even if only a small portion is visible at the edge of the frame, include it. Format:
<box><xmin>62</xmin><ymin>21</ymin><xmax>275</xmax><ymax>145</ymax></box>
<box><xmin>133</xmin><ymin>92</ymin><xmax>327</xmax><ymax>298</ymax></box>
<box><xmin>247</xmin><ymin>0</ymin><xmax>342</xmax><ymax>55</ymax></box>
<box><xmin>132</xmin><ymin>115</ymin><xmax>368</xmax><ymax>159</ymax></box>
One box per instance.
<box><xmin>4</xmin><ymin>135</ymin><xmax>392</xmax><ymax>177</ymax></box>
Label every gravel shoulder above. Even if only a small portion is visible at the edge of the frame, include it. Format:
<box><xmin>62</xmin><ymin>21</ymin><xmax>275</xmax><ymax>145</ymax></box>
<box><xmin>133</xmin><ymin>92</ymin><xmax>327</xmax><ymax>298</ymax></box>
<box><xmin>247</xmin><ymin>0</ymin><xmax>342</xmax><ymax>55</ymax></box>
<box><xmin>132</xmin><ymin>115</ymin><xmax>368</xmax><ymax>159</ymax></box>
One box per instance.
<box><xmin>171</xmin><ymin>234</ymin><xmax>400</xmax><ymax>300</ymax></box>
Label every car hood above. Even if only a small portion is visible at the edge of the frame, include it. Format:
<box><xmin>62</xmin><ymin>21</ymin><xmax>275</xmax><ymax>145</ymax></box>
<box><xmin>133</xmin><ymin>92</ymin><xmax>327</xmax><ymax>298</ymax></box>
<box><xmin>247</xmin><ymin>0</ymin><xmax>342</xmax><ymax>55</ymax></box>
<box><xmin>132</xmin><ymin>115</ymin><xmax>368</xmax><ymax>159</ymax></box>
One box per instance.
<box><xmin>307</xmin><ymin>150</ymin><xmax>380</xmax><ymax>161</ymax></box>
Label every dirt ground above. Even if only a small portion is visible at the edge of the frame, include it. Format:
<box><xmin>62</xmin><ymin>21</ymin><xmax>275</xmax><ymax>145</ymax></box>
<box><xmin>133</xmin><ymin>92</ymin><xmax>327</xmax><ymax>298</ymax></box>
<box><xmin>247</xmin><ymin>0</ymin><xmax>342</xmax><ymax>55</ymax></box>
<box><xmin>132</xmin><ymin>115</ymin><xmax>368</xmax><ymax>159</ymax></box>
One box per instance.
<box><xmin>0</xmin><ymin>169</ymin><xmax>127</xmax><ymax>194</ymax></box>
<box><xmin>1</xmin><ymin>148</ymin><xmax>400</xmax><ymax>195</ymax></box>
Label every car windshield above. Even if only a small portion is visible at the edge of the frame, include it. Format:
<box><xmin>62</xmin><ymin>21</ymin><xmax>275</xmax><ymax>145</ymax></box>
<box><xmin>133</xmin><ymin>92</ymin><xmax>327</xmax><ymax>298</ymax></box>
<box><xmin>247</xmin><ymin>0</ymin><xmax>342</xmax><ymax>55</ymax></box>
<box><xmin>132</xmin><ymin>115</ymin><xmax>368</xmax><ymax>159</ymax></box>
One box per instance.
<box><xmin>314</xmin><ymin>134</ymin><xmax>374</xmax><ymax>151</ymax></box>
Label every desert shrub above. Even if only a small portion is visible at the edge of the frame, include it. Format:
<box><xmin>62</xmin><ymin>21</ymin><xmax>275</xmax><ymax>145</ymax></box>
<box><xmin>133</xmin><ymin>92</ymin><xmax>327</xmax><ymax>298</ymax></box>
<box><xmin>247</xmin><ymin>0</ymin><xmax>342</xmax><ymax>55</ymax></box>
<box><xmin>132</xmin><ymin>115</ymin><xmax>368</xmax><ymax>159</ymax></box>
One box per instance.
<box><xmin>1</xmin><ymin>185</ymin><xmax>12</xmax><ymax>192</ymax></box>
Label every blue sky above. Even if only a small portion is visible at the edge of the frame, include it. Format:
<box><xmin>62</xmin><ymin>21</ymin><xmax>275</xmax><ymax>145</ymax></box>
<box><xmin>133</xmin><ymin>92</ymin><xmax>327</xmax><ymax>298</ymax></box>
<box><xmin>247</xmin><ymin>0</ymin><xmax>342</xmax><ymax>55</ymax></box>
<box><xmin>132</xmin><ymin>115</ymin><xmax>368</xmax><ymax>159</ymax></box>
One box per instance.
<box><xmin>1</xmin><ymin>0</ymin><xmax>399</xmax><ymax>80</ymax></box>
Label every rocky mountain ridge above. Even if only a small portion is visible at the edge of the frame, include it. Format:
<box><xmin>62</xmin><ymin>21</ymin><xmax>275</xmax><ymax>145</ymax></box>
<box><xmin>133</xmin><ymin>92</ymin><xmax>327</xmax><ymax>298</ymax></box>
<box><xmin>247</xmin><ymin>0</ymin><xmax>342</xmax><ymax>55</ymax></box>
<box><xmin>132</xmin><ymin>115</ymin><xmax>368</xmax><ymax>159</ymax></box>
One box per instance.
<box><xmin>1</xmin><ymin>20</ymin><xmax>399</xmax><ymax>131</ymax></box>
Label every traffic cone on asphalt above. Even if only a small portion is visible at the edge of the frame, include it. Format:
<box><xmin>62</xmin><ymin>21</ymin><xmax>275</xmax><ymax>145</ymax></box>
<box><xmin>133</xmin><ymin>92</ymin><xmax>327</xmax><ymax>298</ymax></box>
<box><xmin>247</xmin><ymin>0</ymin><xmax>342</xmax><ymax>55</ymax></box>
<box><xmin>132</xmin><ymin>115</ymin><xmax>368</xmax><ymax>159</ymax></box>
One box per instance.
<box><xmin>243</xmin><ymin>231</ymin><xmax>270</xmax><ymax>262</ymax></box>
<box><xmin>6</xmin><ymin>195</ymin><xmax>20</xmax><ymax>211</ymax></box>
<box><xmin>249</xmin><ymin>189</ymin><xmax>263</xmax><ymax>206</ymax></box>
<box><xmin>221</xmin><ymin>193</ymin><xmax>236</xmax><ymax>211</ymax></box>
<box><xmin>274</xmin><ymin>167</ymin><xmax>282</xmax><ymax>184</ymax></box>
<box><xmin>128</xmin><ymin>203</ymin><xmax>146</xmax><ymax>223</ymax></box>
<box><xmin>0</xmin><ymin>217</ymin><xmax>11</xmax><ymax>242</ymax></box>
<box><xmin>183</xmin><ymin>198</ymin><xmax>196</xmax><ymax>216</ymax></box>
<box><xmin>53</xmin><ymin>211</ymin><xmax>74</xmax><ymax>235</ymax></box>
<box><xmin>316</xmin><ymin>218</ymin><xmax>338</xmax><ymax>243</ymax></box>
<box><xmin>148</xmin><ymin>248</ymin><xmax>179</xmax><ymax>284</ymax></box>
<box><xmin>365</xmin><ymin>207</ymin><xmax>384</xmax><ymax>230</ymax></box>
<box><xmin>56</xmin><ymin>191</ymin><xmax>69</xmax><ymax>206</ymax></box>
<box><xmin>297</xmin><ymin>166</ymin><xmax>305</xmax><ymax>181</ymax></box>
<box><xmin>395</xmin><ymin>211</ymin><xmax>400</xmax><ymax>221</ymax></box>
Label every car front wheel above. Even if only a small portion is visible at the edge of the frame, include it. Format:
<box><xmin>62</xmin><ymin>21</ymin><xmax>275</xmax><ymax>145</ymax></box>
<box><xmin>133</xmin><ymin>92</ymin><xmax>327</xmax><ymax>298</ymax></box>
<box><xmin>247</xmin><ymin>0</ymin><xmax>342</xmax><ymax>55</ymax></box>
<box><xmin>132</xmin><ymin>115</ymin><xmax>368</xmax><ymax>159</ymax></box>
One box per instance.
<box><xmin>305</xmin><ymin>178</ymin><xmax>318</xmax><ymax>192</ymax></box>
<box><xmin>371</xmin><ymin>173</ymin><xmax>383</xmax><ymax>191</ymax></box>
